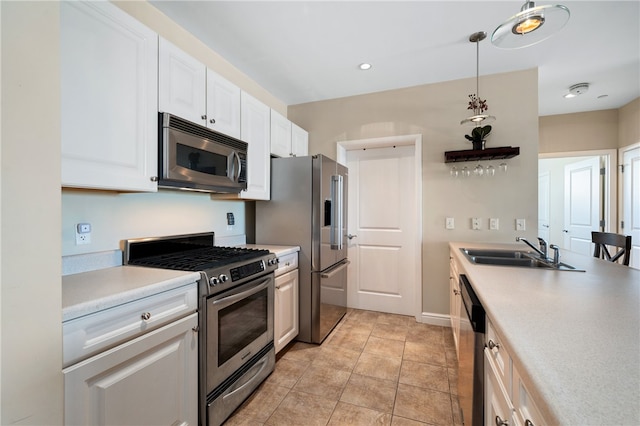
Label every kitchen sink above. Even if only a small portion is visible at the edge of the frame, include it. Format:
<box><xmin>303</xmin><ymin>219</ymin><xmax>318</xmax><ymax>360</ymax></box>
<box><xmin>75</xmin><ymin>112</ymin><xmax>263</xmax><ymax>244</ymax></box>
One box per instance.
<box><xmin>460</xmin><ymin>248</ymin><xmax>584</xmax><ymax>271</ymax></box>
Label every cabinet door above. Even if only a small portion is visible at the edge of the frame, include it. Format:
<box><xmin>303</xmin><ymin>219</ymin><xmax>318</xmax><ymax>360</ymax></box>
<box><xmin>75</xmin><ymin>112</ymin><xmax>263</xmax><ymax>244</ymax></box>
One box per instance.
<box><xmin>485</xmin><ymin>349</ymin><xmax>515</xmax><ymax>426</ymax></box>
<box><xmin>206</xmin><ymin>69</ymin><xmax>241</xmax><ymax>138</ymax></box>
<box><xmin>61</xmin><ymin>1</ymin><xmax>158</xmax><ymax>192</ymax></box>
<box><xmin>274</xmin><ymin>269</ymin><xmax>299</xmax><ymax>353</ymax></box>
<box><xmin>449</xmin><ymin>254</ymin><xmax>461</xmax><ymax>358</ymax></box>
<box><xmin>159</xmin><ymin>37</ymin><xmax>206</xmax><ymax>126</ymax></box>
<box><xmin>64</xmin><ymin>313</ymin><xmax>198</xmax><ymax>426</ymax></box>
<box><xmin>270</xmin><ymin>109</ymin><xmax>292</xmax><ymax>158</ymax></box>
<box><xmin>291</xmin><ymin>123</ymin><xmax>309</xmax><ymax>157</ymax></box>
<box><xmin>240</xmin><ymin>92</ymin><xmax>271</xmax><ymax>200</ymax></box>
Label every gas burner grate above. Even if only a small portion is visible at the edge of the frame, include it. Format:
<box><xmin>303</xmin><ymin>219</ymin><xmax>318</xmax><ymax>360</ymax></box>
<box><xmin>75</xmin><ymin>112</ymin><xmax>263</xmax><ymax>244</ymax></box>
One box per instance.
<box><xmin>128</xmin><ymin>246</ymin><xmax>270</xmax><ymax>271</ymax></box>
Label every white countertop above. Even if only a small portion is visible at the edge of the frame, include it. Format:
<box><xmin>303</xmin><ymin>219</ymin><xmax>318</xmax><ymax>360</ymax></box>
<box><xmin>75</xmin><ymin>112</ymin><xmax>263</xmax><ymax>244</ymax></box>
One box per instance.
<box><xmin>242</xmin><ymin>244</ymin><xmax>300</xmax><ymax>257</ymax></box>
<box><xmin>62</xmin><ymin>266</ymin><xmax>201</xmax><ymax>322</ymax></box>
<box><xmin>450</xmin><ymin>242</ymin><xmax>640</xmax><ymax>425</ymax></box>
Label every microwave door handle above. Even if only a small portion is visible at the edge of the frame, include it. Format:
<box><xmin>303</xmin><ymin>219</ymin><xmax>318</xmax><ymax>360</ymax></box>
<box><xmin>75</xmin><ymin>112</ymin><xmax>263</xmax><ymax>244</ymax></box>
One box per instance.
<box><xmin>232</xmin><ymin>152</ymin><xmax>242</xmax><ymax>181</ymax></box>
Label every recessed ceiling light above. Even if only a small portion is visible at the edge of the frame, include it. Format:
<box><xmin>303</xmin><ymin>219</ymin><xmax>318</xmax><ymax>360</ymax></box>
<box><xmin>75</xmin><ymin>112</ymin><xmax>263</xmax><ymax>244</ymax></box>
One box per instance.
<box><xmin>358</xmin><ymin>63</ymin><xmax>372</xmax><ymax>70</ymax></box>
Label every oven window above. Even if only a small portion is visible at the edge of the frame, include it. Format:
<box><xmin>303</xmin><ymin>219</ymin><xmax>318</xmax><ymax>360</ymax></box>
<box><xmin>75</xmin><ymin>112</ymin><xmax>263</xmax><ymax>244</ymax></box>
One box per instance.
<box><xmin>176</xmin><ymin>143</ymin><xmax>228</xmax><ymax>177</ymax></box>
<box><xmin>218</xmin><ymin>288</ymin><xmax>268</xmax><ymax>366</ymax></box>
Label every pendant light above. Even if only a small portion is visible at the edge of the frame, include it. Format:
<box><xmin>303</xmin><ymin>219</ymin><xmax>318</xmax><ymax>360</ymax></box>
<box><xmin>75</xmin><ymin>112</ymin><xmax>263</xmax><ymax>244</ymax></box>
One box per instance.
<box><xmin>461</xmin><ymin>31</ymin><xmax>495</xmax><ymax>126</ymax></box>
<box><xmin>492</xmin><ymin>1</ymin><xmax>570</xmax><ymax>49</ymax></box>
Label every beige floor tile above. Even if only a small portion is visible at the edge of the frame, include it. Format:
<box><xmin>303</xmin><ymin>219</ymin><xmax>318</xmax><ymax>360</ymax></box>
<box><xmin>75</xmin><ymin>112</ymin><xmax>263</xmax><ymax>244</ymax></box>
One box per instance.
<box><xmin>394</xmin><ymin>383</ymin><xmax>454</xmax><ymax>425</ymax></box>
<box><xmin>447</xmin><ymin>367</ymin><xmax>459</xmax><ymax>395</ymax></box>
<box><xmin>264</xmin><ymin>390</ymin><xmax>337</xmax><ymax>426</ymax></box>
<box><xmin>326</xmin><ymin>328</ymin><xmax>370</xmax><ymax>351</ymax></box>
<box><xmin>404</xmin><ymin>340</ymin><xmax>447</xmax><ymax>366</ymax></box>
<box><xmin>222</xmin><ymin>413</ymin><xmax>265</xmax><ymax>426</ymax></box>
<box><xmin>371</xmin><ymin>322</ymin><xmax>410</xmax><ymax>341</ymax></box>
<box><xmin>293</xmin><ymin>363</ymin><xmax>351</xmax><ymax>400</ymax></box>
<box><xmin>230</xmin><ymin>382</ymin><xmax>289</xmax><ymax>423</ymax></box>
<box><xmin>313</xmin><ymin>344</ymin><xmax>362</xmax><ymax>372</ymax></box>
<box><xmin>451</xmin><ymin>393</ymin><xmax>463</xmax><ymax>426</ymax></box>
<box><xmin>340</xmin><ymin>373</ymin><xmax>397</xmax><ymax>413</ymax></box>
<box><xmin>353</xmin><ymin>351</ymin><xmax>402</xmax><ymax>382</ymax></box>
<box><xmin>346</xmin><ymin>309</ymin><xmax>381</xmax><ymax>323</ymax></box>
<box><xmin>328</xmin><ymin>401</ymin><xmax>393</xmax><ymax>426</ymax></box>
<box><xmin>391</xmin><ymin>416</ymin><xmax>429</xmax><ymax>426</ymax></box>
<box><xmin>363</xmin><ymin>335</ymin><xmax>405</xmax><ymax>358</ymax></box>
<box><xmin>445</xmin><ymin>347</ymin><xmax>458</xmax><ymax>368</ymax></box>
<box><xmin>280</xmin><ymin>341</ymin><xmax>322</xmax><ymax>365</ymax></box>
<box><xmin>399</xmin><ymin>359</ymin><xmax>450</xmax><ymax>393</ymax></box>
<box><xmin>264</xmin><ymin>358</ymin><xmax>307</xmax><ymax>389</ymax></box>
<box><xmin>375</xmin><ymin>312</ymin><xmax>415</xmax><ymax>327</ymax></box>
<box><xmin>339</xmin><ymin>319</ymin><xmax>375</xmax><ymax>335</ymax></box>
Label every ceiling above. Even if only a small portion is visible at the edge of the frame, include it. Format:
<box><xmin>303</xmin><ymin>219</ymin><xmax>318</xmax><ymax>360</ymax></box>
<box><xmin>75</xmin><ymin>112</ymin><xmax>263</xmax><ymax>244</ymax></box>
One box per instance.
<box><xmin>150</xmin><ymin>1</ymin><xmax>639</xmax><ymax>117</ymax></box>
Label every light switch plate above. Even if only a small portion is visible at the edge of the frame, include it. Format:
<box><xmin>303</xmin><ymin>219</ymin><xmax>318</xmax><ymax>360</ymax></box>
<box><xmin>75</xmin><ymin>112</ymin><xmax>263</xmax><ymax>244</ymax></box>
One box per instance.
<box><xmin>489</xmin><ymin>218</ymin><xmax>499</xmax><ymax>230</ymax></box>
<box><xmin>446</xmin><ymin>217</ymin><xmax>455</xmax><ymax>230</ymax></box>
<box><xmin>516</xmin><ymin>218</ymin><xmax>526</xmax><ymax>231</ymax></box>
<box><xmin>472</xmin><ymin>218</ymin><xmax>481</xmax><ymax>230</ymax></box>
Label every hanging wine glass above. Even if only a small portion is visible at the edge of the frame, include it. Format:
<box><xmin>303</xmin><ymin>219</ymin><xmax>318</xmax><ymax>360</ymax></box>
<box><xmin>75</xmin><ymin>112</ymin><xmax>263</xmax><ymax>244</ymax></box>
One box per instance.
<box><xmin>486</xmin><ymin>165</ymin><xmax>495</xmax><ymax>176</ymax></box>
<box><xmin>474</xmin><ymin>164</ymin><xmax>484</xmax><ymax>176</ymax></box>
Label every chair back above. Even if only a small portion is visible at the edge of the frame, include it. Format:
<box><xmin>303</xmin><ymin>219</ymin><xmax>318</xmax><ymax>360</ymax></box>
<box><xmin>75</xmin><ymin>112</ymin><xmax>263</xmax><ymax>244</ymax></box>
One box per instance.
<box><xmin>591</xmin><ymin>232</ymin><xmax>632</xmax><ymax>266</ymax></box>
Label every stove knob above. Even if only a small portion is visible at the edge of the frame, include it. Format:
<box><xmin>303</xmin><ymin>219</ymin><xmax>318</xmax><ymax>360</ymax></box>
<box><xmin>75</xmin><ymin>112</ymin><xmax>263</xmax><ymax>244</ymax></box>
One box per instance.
<box><xmin>209</xmin><ymin>276</ymin><xmax>219</xmax><ymax>286</ymax></box>
<box><xmin>218</xmin><ymin>274</ymin><xmax>228</xmax><ymax>283</ymax></box>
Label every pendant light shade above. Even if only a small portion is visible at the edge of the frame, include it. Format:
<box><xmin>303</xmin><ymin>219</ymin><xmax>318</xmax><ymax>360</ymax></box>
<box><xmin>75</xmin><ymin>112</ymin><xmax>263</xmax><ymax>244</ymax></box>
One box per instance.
<box><xmin>492</xmin><ymin>1</ymin><xmax>570</xmax><ymax>49</ymax></box>
<box><xmin>461</xmin><ymin>31</ymin><xmax>495</xmax><ymax>126</ymax></box>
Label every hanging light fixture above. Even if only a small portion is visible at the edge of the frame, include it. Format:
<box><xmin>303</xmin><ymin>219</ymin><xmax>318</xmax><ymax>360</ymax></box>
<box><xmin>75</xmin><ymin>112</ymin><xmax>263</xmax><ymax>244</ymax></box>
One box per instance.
<box><xmin>492</xmin><ymin>1</ymin><xmax>570</xmax><ymax>49</ymax></box>
<box><xmin>461</xmin><ymin>31</ymin><xmax>495</xmax><ymax>126</ymax></box>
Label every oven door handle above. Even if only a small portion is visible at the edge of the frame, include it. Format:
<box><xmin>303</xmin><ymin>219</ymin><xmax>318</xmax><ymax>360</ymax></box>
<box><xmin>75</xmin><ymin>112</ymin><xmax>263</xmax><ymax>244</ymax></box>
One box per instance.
<box><xmin>210</xmin><ymin>276</ymin><xmax>271</xmax><ymax>309</ymax></box>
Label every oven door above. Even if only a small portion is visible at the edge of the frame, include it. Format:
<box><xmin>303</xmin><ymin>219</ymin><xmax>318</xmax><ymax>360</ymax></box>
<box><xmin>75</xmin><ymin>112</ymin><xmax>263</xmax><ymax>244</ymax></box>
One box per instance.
<box><xmin>206</xmin><ymin>274</ymin><xmax>274</xmax><ymax>391</ymax></box>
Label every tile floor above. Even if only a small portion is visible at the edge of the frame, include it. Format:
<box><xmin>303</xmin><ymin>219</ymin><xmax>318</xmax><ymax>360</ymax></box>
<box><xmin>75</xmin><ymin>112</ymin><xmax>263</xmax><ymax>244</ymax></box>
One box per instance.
<box><xmin>224</xmin><ymin>309</ymin><xmax>463</xmax><ymax>426</ymax></box>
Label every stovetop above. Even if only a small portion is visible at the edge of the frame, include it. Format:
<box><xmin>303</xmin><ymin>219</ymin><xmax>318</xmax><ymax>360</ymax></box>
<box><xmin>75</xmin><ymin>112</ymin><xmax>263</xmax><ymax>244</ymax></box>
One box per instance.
<box><xmin>124</xmin><ymin>233</ymin><xmax>277</xmax><ymax>295</ymax></box>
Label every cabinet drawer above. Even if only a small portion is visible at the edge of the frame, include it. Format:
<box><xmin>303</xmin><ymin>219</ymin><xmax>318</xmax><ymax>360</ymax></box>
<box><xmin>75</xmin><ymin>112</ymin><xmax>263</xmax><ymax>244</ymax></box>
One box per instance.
<box><xmin>275</xmin><ymin>252</ymin><xmax>298</xmax><ymax>276</ymax></box>
<box><xmin>486</xmin><ymin>319</ymin><xmax>511</xmax><ymax>396</ymax></box>
<box><xmin>63</xmin><ymin>283</ymin><xmax>197</xmax><ymax>367</ymax></box>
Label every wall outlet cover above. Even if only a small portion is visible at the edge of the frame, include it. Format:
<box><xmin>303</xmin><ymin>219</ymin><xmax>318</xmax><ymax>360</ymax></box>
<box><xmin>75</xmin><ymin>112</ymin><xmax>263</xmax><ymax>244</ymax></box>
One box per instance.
<box><xmin>489</xmin><ymin>218</ymin><xmax>499</xmax><ymax>230</ymax></box>
<box><xmin>446</xmin><ymin>217</ymin><xmax>455</xmax><ymax>230</ymax></box>
<box><xmin>516</xmin><ymin>218</ymin><xmax>526</xmax><ymax>231</ymax></box>
<box><xmin>472</xmin><ymin>218</ymin><xmax>481</xmax><ymax>230</ymax></box>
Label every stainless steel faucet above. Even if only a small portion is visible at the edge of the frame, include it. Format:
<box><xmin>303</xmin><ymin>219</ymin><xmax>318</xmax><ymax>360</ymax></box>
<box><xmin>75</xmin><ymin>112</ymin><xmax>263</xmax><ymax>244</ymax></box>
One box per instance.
<box><xmin>516</xmin><ymin>237</ymin><xmax>547</xmax><ymax>259</ymax></box>
<box><xmin>549</xmin><ymin>244</ymin><xmax>561</xmax><ymax>266</ymax></box>
<box><xmin>537</xmin><ymin>237</ymin><xmax>548</xmax><ymax>258</ymax></box>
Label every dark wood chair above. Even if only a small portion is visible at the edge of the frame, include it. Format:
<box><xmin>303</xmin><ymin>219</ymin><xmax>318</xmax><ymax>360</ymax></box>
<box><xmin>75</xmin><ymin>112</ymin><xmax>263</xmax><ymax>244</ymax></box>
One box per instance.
<box><xmin>591</xmin><ymin>232</ymin><xmax>632</xmax><ymax>266</ymax></box>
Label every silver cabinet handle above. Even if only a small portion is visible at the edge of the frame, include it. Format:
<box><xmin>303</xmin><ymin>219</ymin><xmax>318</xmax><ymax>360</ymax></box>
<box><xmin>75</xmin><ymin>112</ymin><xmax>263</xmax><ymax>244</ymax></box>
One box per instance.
<box><xmin>524</xmin><ymin>420</ymin><xmax>534</xmax><ymax>426</ymax></box>
<box><xmin>192</xmin><ymin>325</ymin><xmax>199</xmax><ymax>333</ymax></box>
<box><xmin>453</xmin><ymin>289</ymin><xmax>460</xmax><ymax>295</ymax></box>
<box><xmin>150</xmin><ymin>176</ymin><xmax>158</xmax><ymax>182</ymax></box>
<box><xmin>347</xmin><ymin>234</ymin><xmax>358</xmax><ymax>240</ymax></box>
<box><xmin>209</xmin><ymin>118</ymin><xmax>216</xmax><ymax>124</ymax></box>
<box><xmin>487</xmin><ymin>339</ymin><xmax>500</xmax><ymax>350</ymax></box>
<box><xmin>201</xmin><ymin>114</ymin><xmax>207</xmax><ymax>120</ymax></box>
<box><xmin>141</xmin><ymin>312</ymin><xmax>151</xmax><ymax>321</ymax></box>
<box><xmin>495</xmin><ymin>415</ymin><xmax>509</xmax><ymax>426</ymax></box>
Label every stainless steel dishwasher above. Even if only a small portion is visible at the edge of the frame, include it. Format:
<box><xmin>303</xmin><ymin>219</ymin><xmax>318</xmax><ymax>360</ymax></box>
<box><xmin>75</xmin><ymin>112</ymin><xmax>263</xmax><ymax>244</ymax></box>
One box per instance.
<box><xmin>457</xmin><ymin>274</ymin><xmax>486</xmax><ymax>426</ymax></box>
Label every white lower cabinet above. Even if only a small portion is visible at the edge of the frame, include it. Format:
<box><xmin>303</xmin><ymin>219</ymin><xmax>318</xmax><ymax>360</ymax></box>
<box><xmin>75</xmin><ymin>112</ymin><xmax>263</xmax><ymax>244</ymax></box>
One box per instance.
<box><xmin>449</xmin><ymin>252</ymin><xmax>461</xmax><ymax>358</ymax></box>
<box><xmin>485</xmin><ymin>318</ymin><xmax>548</xmax><ymax>426</ymax></box>
<box><xmin>273</xmin><ymin>251</ymin><xmax>299</xmax><ymax>353</ymax></box>
<box><xmin>64</xmin><ymin>313</ymin><xmax>198</xmax><ymax>425</ymax></box>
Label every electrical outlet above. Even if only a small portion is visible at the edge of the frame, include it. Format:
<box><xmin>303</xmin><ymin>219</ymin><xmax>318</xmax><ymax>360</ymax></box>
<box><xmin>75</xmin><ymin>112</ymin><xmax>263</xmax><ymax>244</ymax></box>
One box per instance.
<box><xmin>446</xmin><ymin>217</ymin><xmax>455</xmax><ymax>230</ymax></box>
<box><xmin>516</xmin><ymin>218</ymin><xmax>526</xmax><ymax>231</ymax></box>
<box><xmin>489</xmin><ymin>218</ymin><xmax>499</xmax><ymax>230</ymax></box>
<box><xmin>472</xmin><ymin>218</ymin><xmax>481</xmax><ymax>230</ymax></box>
<box><xmin>75</xmin><ymin>223</ymin><xmax>91</xmax><ymax>245</ymax></box>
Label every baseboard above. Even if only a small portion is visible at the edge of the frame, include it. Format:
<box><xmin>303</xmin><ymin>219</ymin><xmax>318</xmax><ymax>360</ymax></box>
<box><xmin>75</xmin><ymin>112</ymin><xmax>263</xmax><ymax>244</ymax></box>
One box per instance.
<box><xmin>418</xmin><ymin>311</ymin><xmax>451</xmax><ymax>328</ymax></box>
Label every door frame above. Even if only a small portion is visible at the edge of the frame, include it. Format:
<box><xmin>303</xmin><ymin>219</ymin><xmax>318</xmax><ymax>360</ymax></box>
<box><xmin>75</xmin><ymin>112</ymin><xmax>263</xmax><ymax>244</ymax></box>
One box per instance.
<box><xmin>539</xmin><ymin>149</ymin><xmax>617</xmax><ymax>241</ymax></box>
<box><xmin>618</xmin><ymin>142</ymin><xmax>640</xmax><ymax>233</ymax></box>
<box><xmin>337</xmin><ymin>134</ymin><xmax>423</xmax><ymax>320</ymax></box>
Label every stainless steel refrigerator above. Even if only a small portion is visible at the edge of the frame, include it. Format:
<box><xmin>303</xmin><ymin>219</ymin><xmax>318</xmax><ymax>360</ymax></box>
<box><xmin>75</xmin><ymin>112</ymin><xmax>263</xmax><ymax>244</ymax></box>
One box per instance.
<box><xmin>256</xmin><ymin>154</ymin><xmax>348</xmax><ymax>344</ymax></box>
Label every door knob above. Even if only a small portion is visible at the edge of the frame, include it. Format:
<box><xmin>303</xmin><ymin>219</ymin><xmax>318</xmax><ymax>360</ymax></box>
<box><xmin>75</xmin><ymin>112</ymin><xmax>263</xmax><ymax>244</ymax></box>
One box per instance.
<box><xmin>347</xmin><ymin>234</ymin><xmax>357</xmax><ymax>240</ymax></box>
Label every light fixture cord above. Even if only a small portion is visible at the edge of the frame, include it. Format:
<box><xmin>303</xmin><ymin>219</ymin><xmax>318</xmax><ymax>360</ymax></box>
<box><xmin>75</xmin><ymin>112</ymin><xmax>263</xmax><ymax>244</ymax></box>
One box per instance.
<box><xmin>476</xmin><ymin>39</ymin><xmax>480</xmax><ymax>103</ymax></box>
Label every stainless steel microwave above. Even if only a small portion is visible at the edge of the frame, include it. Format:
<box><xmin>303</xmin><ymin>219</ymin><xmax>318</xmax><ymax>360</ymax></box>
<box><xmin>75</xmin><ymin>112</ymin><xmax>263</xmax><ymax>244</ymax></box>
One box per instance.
<box><xmin>158</xmin><ymin>112</ymin><xmax>247</xmax><ymax>193</ymax></box>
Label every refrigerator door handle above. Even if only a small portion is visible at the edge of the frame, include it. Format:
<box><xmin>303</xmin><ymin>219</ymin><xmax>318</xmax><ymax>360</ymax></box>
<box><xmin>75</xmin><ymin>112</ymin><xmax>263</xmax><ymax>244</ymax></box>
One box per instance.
<box><xmin>319</xmin><ymin>259</ymin><xmax>350</xmax><ymax>278</ymax></box>
<box><xmin>331</xmin><ymin>175</ymin><xmax>344</xmax><ymax>250</ymax></box>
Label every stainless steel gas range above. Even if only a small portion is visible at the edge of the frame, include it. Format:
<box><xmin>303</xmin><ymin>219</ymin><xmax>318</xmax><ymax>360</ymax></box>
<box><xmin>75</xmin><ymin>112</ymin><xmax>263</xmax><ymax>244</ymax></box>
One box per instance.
<box><xmin>124</xmin><ymin>232</ymin><xmax>278</xmax><ymax>426</ymax></box>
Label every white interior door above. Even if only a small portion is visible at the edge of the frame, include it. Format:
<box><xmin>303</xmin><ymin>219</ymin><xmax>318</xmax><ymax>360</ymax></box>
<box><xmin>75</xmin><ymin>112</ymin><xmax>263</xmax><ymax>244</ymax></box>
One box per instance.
<box><xmin>563</xmin><ymin>157</ymin><xmax>600</xmax><ymax>255</ymax></box>
<box><xmin>346</xmin><ymin>145</ymin><xmax>417</xmax><ymax>316</ymax></box>
<box><xmin>622</xmin><ymin>146</ymin><xmax>640</xmax><ymax>269</ymax></box>
<box><xmin>538</xmin><ymin>171</ymin><xmax>550</xmax><ymax>242</ymax></box>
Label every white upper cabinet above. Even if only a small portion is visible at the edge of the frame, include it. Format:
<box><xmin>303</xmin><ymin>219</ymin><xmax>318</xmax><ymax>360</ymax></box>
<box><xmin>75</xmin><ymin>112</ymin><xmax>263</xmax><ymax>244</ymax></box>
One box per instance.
<box><xmin>291</xmin><ymin>123</ymin><xmax>309</xmax><ymax>157</ymax></box>
<box><xmin>240</xmin><ymin>92</ymin><xmax>271</xmax><ymax>200</ymax></box>
<box><xmin>159</xmin><ymin>38</ymin><xmax>241</xmax><ymax>138</ymax></box>
<box><xmin>270</xmin><ymin>110</ymin><xmax>292</xmax><ymax>158</ymax></box>
<box><xmin>158</xmin><ymin>38</ymin><xmax>206</xmax><ymax>126</ymax></box>
<box><xmin>270</xmin><ymin>110</ymin><xmax>309</xmax><ymax>158</ymax></box>
<box><xmin>206</xmin><ymin>70</ymin><xmax>241</xmax><ymax>138</ymax></box>
<box><xmin>61</xmin><ymin>1</ymin><xmax>158</xmax><ymax>192</ymax></box>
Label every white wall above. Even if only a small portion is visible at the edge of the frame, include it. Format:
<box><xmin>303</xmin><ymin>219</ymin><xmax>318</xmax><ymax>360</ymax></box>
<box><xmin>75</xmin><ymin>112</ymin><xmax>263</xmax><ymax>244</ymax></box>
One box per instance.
<box><xmin>62</xmin><ymin>190</ymin><xmax>247</xmax><ymax>256</ymax></box>
<box><xmin>1</xmin><ymin>2</ymin><xmax>63</xmax><ymax>424</ymax></box>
